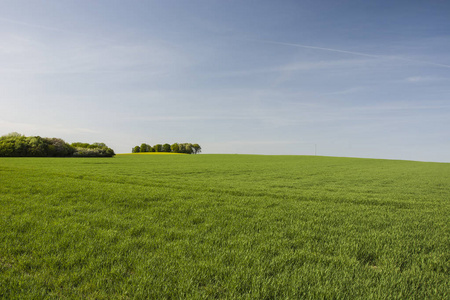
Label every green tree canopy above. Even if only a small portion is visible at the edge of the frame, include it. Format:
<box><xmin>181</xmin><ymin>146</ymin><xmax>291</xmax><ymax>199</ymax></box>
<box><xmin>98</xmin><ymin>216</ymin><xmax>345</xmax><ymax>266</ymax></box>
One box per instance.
<box><xmin>154</xmin><ymin>144</ymin><xmax>162</xmax><ymax>152</ymax></box>
<box><xmin>0</xmin><ymin>133</ymin><xmax>115</xmax><ymax>157</ymax></box>
<box><xmin>140</xmin><ymin>143</ymin><xmax>151</xmax><ymax>152</ymax></box>
<box><xmin>171</xmin><ymin>143</ymin><xmax>179</xmax><ymax>153</ymax></box>
<box><xmin>131</xmin><ymin>142</ymin><xmax>201</xmax><ymax>154</ymax></box>
<box><xmin>133</xmin><ymin>146</ymin><xmax>141</xmax><ymax>153</ymax></box>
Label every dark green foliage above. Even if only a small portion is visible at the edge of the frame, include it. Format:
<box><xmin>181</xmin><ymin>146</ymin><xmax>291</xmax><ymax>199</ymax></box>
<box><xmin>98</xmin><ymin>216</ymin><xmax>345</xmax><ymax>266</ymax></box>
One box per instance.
<box><xmin>140</xmin><ymin>143</ymin><xmax>151</xmax><ymax>152</ymax></box>
<box><xmin>171</xmin><ymin>143</ymin><xmax>179</xmax><ymax>153</ymax></box>
<box><xmin>153</xmin><ymin>144</ymin><xmax>162</xmax><ymax>152</ymax></box>
<box><xmin>178</xmin><ymin>143</ymin><xmax>187</xmax><ymax>153</ymax></box>
<box><xmin>192</xmin><ymin>143</ymin><xmax>201</xmax><ymax>154</ymax></box>
<box><xmin>132</xmin><ymin>146</ymin><xmax>140</xmax><ymax>153</ymax></box>
<box><xmin>176</xmin><ymin>143</ymin><xmax>201</xmax><ymax>154</ymax></box>
<box><xmin>0</xmin><ymin>133</ymin><xmax>114</xmax><ymax>157</ymax></box>
<box><xmin>162</xmin><ymin>143</ymin><xmax>171</xmax><ymax>152</ymax></box>
<box><xmin>92</xmin><ymin>143</ymin><xmax>107</xmax><ymax>148</ymax></box>
<box><xmin>0</xmin><ymin>133</ymin><xmax>75</xmax><ymax>157</ymax></box>
<box><xmin>132</xmin><ymin>142</ymin><xmax>201</xmax><ymax>154</ymax></box>
<box><xmin>49</xmin><ymin>138</ymin><xmax>76</xmax><ymax>156</ymax></box>
<box><xmin>177</xmin><ymin>143</ymin><xmax>195</xmax><ymax>154</ymax></box>
<box><xmin>71</xmin><ymin>142</ymin><xmax>91</xmax><ymax>149</ymax></box>
<box><xmin>70</xmin><ymin>142</ymin><xmax>115</xmax><ymax>157</ymax></box>
<box><xmin>72</xmin><ymin>147</ymin><xmax>115</xmax><ymax>157</ymax></box>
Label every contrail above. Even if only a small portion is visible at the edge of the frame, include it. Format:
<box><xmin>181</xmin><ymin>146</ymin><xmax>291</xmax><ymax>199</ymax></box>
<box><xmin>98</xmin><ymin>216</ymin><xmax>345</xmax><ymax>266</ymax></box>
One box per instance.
<box><xmin>261</xmin><ymin>40</ymin><xmax>380</xmax><ymax>58</ymax></box>
<box><xmin>252</xmin><ymin>39</ymin><xmax>450</xmax><ymax>69</ymax></box>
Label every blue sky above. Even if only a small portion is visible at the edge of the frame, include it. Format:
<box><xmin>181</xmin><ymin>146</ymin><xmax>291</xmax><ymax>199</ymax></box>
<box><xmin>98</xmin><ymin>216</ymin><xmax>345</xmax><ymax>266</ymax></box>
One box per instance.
<box><xmin>0</xmin><ymin>0</ymin><xmax>449</xmax><ymax>161</ymax></box>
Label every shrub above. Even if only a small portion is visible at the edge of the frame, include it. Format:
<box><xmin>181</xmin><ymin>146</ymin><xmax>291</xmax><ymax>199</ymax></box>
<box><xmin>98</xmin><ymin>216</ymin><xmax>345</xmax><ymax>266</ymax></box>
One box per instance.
<box><xmin>0</xmin><ymin>133</ymin><xmax>114</xmax><ymax>157</ymax></box>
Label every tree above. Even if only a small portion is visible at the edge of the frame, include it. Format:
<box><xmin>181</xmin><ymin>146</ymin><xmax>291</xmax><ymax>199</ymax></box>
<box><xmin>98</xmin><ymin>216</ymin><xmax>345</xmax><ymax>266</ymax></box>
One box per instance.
<box><xmin>185</xmin><ymin>143</ymin><xmax>193</xmax><ymax>154</ymax></box>
<box><xmin>130</xmin><ymin>141</ymin><xmax>200</xmax><ymax>155</ymax></box>
<box><xmin>178</xmin><ymin>143</ymin><xmax>186</xmax><ymax>153</ymax></box>
<box><xmin>154</xmin><ymin>144</ymin><xmax>162</xmax><ymax>152</ymax></box>
<box><xmin>14</xmin><ymin>136</ymin><xmax>27</xmax><ymax>156</ymax></box>
<box><xmin>140</xmin><ymin>143</ymin><xmax>150</xmax><ymax>152</ymax></box>
<box><xmin>2</xmin><ymin>132</ymin><xmax>23</xmax><ymax>138</ymax></box>
<box><xmin>71</xmin><ymin>142</ymin><xmax>90</xmax><ymax>148</ymax></box>
<box><xmin>46</xmin><ymin>138</ymin><xmax>75</xmax><ymax>157</ymax></box>
<box><xmin>171</xmin><ymin>143</ymin><xmax>179</xmax><ymax>153</ymax></box>
<box><xmin>27</xmin><ymin>136</ymin><xmax>47</xmax><ymax>156</ymax></box>
<box><xmin>192</xmin><ymin>144</ymin><xmax>201</xmax><ymax>154</ymax></box>
<box><xmin>0</xmin><ymin>133</ymin><xmax>114</xmax><ymax>157</ymax></box>
<box><xmin>162</xmin><ymin>143</ymin><xmax>171</xmax><ymax>152</ymax></box>
<box><xmin>93</xmin><ymin>142</ymin><xmax>107</xmax><ymax>148</ymax></box>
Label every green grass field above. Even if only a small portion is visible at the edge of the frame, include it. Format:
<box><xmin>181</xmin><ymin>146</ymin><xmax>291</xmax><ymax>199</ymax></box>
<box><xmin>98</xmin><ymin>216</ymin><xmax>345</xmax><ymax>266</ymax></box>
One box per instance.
<box><xmin>0</xmin><ymin>154</ymin><xmax>449</xmax><ymax>299</ymax></box>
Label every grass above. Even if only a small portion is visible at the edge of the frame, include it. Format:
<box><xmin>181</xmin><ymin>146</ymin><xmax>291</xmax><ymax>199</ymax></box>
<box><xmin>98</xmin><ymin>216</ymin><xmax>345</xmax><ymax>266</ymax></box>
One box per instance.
<box><xmin>118</xmin><ymin>152</ymin><xmax>188</xmax><ymax>155</ymax></box>
<box><xmin>0</xmin><ymin>154</ymin><xmax>449</xmax><ymax>299</ymax></box>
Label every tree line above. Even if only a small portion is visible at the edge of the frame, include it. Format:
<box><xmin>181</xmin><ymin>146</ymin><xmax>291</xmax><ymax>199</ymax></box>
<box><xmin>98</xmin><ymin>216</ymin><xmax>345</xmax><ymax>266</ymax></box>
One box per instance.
<box><xmin>0</xmin><ymin>132</ymin><xmax>115</xmax><ymax>157</ymax></box>
<box><xmin>132</xmin><ymin>143</ymin><xmax>201</xmax><ymax>154</ymax></box>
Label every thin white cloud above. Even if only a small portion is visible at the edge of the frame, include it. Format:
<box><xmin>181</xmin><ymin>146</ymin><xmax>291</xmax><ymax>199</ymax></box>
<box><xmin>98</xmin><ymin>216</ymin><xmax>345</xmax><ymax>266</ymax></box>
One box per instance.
<box><xmin>279</xmin><ymin>58</ymin><xmax>379</xmax><ymax>71</ymax></box>
<box><xmin>252</xmin><ymin>39</ymin><xmax>450</xmax><ymax>69</ymax></box>
<box><xmin>347</xmin><ymin>101</ymin><xmax>450</xmax><ymax>112</ymax></box>
<box><xmin>258</xmin><ymin>40</ymin><xmax>380</xmax><ymax>58</ymax></box>
<box><xmin>205</xmin><ymin>58</ymin><xmax>378</xmax><ymax>79</ymax></box>
<box><xmin>405</xmin><ymin>76</ymin><xmax>450</xmax><ymax>82</ymax></box>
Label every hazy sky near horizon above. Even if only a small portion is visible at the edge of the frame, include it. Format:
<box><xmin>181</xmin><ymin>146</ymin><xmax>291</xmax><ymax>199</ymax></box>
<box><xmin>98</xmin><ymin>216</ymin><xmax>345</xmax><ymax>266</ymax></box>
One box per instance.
<box><xmin>1</xmin><ymin>0</ymin><xmax>449</xmax><ymax>161</ymax></box>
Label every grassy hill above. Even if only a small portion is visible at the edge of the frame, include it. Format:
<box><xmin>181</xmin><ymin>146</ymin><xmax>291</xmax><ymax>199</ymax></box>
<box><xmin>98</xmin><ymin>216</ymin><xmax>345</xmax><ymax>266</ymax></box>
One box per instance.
<box><xmin>0</xmin><ymin>154</ymin><xmax>448</xmax><ymax>298</ymax></box>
